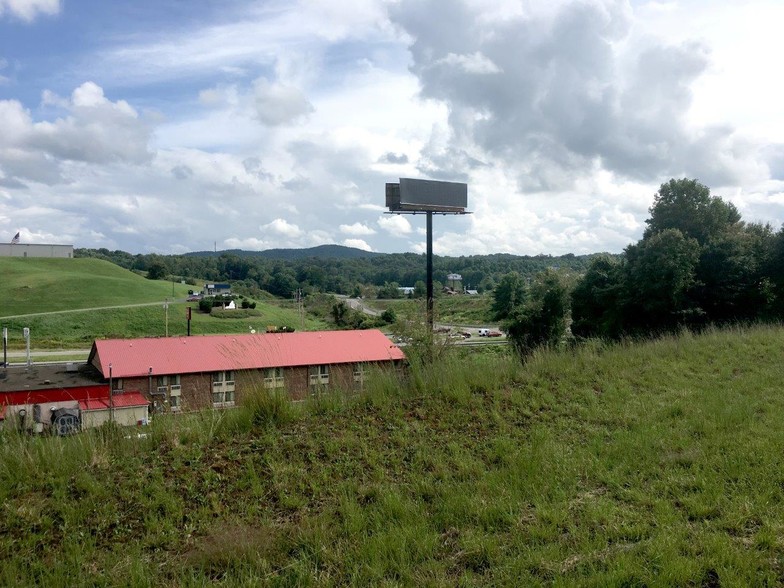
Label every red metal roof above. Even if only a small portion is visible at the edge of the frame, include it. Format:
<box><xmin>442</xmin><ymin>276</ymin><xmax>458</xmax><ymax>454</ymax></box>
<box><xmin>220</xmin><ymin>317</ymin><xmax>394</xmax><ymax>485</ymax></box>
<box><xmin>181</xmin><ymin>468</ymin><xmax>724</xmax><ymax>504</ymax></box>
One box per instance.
<box><xmin>90</xmin><ymin>330</ymin><xmax>405</xmax><ymax>378</ymax></box>
<box><xmin>79</xmin><ymin>392</ymin><xmax>148</xmax><ymax>411</ymax></box>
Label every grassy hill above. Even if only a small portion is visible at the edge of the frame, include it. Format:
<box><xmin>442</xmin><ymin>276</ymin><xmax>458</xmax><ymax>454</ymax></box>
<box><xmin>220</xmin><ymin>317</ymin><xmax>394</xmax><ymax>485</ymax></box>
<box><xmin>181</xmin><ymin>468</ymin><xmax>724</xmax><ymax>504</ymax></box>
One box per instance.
<box><xmin>0</xmin><ymin>257</ymin><xmax>192</xmax><ymax>317</ymax></box>
<box><xmin>2</xmin><ymin>325</ymin><xmax>784</xmax><ymax>585</ymax></box>
<box><xmin>0</xmin><ymin>258</ymin><xmax>327</xmax><ymax>348</ymax></box>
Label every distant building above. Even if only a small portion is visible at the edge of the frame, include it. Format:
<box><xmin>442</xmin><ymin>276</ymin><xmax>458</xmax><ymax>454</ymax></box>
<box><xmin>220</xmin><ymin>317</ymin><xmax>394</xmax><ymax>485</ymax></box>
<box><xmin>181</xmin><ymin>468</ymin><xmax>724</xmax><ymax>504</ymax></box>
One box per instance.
<box><xmin>397</xmin><ymin>286</ymin><xmax>415</xmax><ymax>296</ymax></box>
<box><xmin>446</xmin><ymin>273</ymin><xmax>462</xmax><ymax>291</ymax></box>
<box><xmin>203</xmin><ymin>283</ymin><xmax>232</xmax><ymax>296</ymax></box>
<box><xmin>0</xmin><ymin>243</ymin><xmax>74</xmax><ymax>258</ymax></box>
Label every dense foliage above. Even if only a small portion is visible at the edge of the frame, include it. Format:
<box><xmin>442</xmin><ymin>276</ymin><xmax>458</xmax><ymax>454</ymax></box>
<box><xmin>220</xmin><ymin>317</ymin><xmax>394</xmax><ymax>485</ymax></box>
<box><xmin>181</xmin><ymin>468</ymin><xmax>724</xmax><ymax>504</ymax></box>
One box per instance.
<box><xmin>572</xmin><ymin>178</ymin><xmax>782</xmax><ymax>338</ymax></box>
<box><xmin>75</xmin><ymin>248</ymin><xmax>599</xmax><ymax>299</ymax></box>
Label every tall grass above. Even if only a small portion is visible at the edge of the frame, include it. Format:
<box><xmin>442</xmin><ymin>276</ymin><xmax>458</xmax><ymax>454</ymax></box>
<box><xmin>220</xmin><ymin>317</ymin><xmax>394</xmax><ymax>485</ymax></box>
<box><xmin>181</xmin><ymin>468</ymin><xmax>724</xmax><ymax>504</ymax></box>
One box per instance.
<box><xmin>2</xmin><ymin>325</ymin><xmax>784</xmax><ymax>585</ymax></box>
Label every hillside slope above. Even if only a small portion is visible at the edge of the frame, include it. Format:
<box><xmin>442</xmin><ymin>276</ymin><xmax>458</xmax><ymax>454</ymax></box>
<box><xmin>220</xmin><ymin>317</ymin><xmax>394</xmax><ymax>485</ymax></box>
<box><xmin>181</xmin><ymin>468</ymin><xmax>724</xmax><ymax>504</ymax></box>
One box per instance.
<box><xmin>2</xmin><ymin>325</ymin><xmax>784</xmax><ymax>585</ymax></box>
<box><xmin>0</xmin><ymin>257</ymin><xmax>191</xmax><ymax>317</ymax></box>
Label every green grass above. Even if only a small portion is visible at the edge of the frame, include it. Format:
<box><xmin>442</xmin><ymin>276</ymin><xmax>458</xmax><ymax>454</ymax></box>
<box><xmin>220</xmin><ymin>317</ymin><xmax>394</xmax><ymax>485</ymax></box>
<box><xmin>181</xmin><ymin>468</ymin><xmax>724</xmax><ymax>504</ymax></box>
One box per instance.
<box><xmin>2</xmin><ymin>325</ymin><xmax>784</xmax><ymax>585</ymax></box>
<box><xmin>0</xmin><ymin>257</ymin><xmax>328</xmax><ymax>347</ymax></box>
<box><xmin>1</xmin><ymin>301</ymin><xmax>327</xmax><ymax>348</ymax></box>
<box><xmin>375</xmin><ymin>294</ymin><xmax>494</xmax><ymax>325</ymax></box>
<box><xmin>0</xmin><ymin>257</ymin><xmax>194</xmax><ymax>317</ymax></box>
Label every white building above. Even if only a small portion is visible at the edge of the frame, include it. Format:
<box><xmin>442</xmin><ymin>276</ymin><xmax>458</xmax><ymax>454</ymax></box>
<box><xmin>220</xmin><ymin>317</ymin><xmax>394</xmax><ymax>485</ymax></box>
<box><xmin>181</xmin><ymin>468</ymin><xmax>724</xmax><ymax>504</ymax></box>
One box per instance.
<box><xmin>0</xmin><ymin>244</ymin><xmax>74</xmax><ymax>258</ymax></box>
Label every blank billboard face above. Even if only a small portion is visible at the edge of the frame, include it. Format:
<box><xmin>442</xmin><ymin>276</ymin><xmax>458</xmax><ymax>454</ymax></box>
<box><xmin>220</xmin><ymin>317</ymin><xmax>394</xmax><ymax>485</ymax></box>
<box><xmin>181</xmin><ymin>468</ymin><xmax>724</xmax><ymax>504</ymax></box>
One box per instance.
<box><xmin>386</xmin><ymin>178</ymin><xmax>467</xmax><ymax>212</ymax></box>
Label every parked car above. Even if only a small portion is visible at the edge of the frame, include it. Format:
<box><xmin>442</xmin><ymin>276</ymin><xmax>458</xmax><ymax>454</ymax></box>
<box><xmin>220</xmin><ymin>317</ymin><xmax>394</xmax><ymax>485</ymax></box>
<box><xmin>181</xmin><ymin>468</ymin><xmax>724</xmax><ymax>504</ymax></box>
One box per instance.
<box><xmin>186</xmin><ymin>294</ymin><xmax>202</xmax><ymax>301</ymax></box>
<box><xmin>478</xmin><ymin>328</ymin><xmax>489</xmax><ymax>336</ymax></box>
<box><xmin>487</xmin><ymin>330</ymin><xmax>503</xmax><ymax>337</ymax></box>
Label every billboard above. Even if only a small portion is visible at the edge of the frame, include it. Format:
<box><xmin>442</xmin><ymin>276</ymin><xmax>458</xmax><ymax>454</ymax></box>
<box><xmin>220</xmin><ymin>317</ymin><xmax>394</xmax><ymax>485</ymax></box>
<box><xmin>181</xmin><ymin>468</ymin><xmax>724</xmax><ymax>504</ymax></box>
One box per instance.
<box><xmin>386</xmin><ymin>178</ymin><xmax>468</xmax><ymax>212</ymax></box>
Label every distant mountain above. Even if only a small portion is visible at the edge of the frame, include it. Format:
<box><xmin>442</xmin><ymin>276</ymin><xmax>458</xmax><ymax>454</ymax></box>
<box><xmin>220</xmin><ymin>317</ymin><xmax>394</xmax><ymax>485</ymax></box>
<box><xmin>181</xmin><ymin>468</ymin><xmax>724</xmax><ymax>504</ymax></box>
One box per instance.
<box><xmin>184</xmin><ymin>244</ymin><xmax>383</xmax><ymax>260</ymax></box>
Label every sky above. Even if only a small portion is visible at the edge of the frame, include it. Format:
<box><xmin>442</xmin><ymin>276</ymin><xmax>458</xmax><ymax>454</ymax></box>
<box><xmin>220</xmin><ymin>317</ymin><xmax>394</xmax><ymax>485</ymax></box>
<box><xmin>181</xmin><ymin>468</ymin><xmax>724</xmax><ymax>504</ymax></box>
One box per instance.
<box><xmin>1</xmin><ymin>0</ymin><xmax>784</xmax><ymax>256</ymax></box>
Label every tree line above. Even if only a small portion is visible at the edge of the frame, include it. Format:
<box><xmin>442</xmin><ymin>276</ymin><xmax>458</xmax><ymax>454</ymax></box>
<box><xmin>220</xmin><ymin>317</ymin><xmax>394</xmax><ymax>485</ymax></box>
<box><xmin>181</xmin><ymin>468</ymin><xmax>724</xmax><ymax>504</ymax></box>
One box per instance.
<box><xmin>494</xmin><ymin>178</ymin><xmax>784</xmax><ymax>358</ymax></box>
<box><xmin>75</xmin><ymin>247</ymin><xmax>598</xmax><ymax>299</ymax></box>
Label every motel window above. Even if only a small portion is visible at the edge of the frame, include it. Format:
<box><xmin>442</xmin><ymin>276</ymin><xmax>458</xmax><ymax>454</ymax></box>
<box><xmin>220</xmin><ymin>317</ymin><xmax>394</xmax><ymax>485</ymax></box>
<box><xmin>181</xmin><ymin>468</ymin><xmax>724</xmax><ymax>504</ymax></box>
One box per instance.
<box><xmin>353</xmin><ymin>363</ymin><xmax>366</xmax><ymax>387</ymax></box>
<box><xmin>264</xmin><ymin>367</ymin><xmax>284</xmax><ymax>389</ymax></box>
<box><xmin>169</xmin><ymin>390</ymin><xmax>181</xmax><ymax>410</ymax></box>
<box><xmin>309</xmin><ymin>365</ymin><xmax>329</xmax><ymax>388</ymax></box>
<box><xmin>212</xmin><ymin>371</ymin><xmax>236</xmax><ymax>407</ymax></box>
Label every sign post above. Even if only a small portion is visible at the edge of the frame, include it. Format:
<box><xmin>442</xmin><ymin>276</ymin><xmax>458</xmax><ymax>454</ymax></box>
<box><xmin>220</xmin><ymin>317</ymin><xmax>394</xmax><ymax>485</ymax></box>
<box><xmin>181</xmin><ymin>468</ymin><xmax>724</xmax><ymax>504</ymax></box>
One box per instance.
<box><xmin>385</xmin><ymin>178</ymin><xmax>470</xmax><ymax>332</ymax></box>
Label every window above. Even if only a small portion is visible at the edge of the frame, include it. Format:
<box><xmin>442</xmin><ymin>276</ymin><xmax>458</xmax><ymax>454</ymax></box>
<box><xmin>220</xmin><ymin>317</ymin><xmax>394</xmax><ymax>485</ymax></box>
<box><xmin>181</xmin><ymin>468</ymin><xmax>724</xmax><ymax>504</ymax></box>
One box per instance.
<box><xmin>264</xmin><ymin>367</ymin><xmax>284</xmax><ymax>389</ymax></box>
<box><xmin>353</xmin><ymin>363</ymin><xmax>366</xmax><ymax>387</ymax></box>
<box><xmin>212</xmin><ymin>371</ymin><xmax>236</xmax><ymax>406</ymax></box>
<box><xmin>309</xmin><ymin>365</ymin><xmax>329</xmax><ymax>388</ymax></box>
<box><xmin>169</xmin><ymin>385</ymin><xmax>181</xmax><ymax>411</ymax></box>
<box><xmin>156</xmin><ymin>375</ymin><xmax>168</xmax><ymax>396</ymax></box>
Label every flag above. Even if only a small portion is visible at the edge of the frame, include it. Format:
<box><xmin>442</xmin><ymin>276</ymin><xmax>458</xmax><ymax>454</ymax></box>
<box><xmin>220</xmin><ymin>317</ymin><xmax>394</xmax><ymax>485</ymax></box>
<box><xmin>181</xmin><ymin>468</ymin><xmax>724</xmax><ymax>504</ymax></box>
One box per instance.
<box><xmin>10</xmin><ymin>231</ymin><xmax>20</xmax><ymax>245</ymax></box>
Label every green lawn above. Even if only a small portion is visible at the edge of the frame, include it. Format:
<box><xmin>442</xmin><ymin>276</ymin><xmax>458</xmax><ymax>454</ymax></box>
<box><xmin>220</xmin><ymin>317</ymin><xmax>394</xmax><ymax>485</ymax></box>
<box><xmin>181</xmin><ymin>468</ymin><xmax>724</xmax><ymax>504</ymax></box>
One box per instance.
<box><xmin>375</xmin><ymin>294</ymin><xmax>494</xmax><ymax>325</ymax></box>
<box><xmin>0</xmin><ymin>257</ymin><xmax>192</xmax><ymax>317</ymax></box>
<box><xmin>0</xmin><ymin>257</ymin><xmax>328</xmax><ymax>347</ymax></box>
<box><xmin>1</xmin><ymin>301</ymin><xmax>327</xmax><ymax>348</ymax></box>
<box><xmin>2</xmin><ymin>325</ymin><xmax>783</xmax><ymax>585</ymax></box>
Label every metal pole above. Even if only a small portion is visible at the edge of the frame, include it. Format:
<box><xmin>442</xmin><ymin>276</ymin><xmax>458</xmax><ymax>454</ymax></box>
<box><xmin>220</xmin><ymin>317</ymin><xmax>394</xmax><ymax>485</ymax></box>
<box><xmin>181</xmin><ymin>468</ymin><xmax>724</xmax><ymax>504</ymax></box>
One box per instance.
<box><xmin>2</xmin><ymin>327</ymin><xmax>7</xmax><ymax>369</ymax></box>
<box><xmin>109</xmin><ymin>363</ymin><xmax>114</xmax><ymax>424</ymax></box>
<box><xmin>23</xmin><ymin>327</ymin><xmax>30</xmax><ymax>368</ymax></box>
<box><xmin>426</xmin><ymin>211</ymin><xmax>434</xmax><ymax>332</ymax></box>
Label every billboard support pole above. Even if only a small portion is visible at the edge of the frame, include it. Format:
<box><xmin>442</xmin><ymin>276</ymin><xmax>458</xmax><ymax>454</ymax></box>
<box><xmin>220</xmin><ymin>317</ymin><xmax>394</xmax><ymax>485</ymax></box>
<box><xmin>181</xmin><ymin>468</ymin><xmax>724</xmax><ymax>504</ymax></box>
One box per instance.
<box><xmin>385</xmin><ymin>178</ymin><xmax>470</xmax><ymax>344</ymax></box>
<box><xmin>426</xmin><ymin>211</ymin><xmax>434</xmax><ymax>332</ymax></box>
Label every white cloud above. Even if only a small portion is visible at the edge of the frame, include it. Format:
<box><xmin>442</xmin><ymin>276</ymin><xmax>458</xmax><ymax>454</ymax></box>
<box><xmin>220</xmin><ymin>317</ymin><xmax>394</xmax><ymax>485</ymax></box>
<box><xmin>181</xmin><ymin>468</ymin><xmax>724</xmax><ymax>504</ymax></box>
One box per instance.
<box><xmin>377</xmin><ymin>214</ymin><xmax>412</xmax><ymax>235</ymax></box>
<box><xmin>343</xmin><ymin>238</ymin><xmax>372</xmax><ymax>251</ymax></box>
<box><xmin>261</xmin><ymin>218</ymin><xmax>303</xmax><ymax>238</ymax></box>
<box><xmin>1</xmin><ymin>0</ymin><xmax>784</xmax><ymax>256</ymax></box>
<box><xmin>435</xmin><ymin>52</ymin><xmax>502</xmax><ymax>74</ymax></box>
<box><xmin>0</xmin><ymin>0</ymin><xmax>59</xmax><ymax>22</ymax></box>
<box><xmin>253</xmin><ymin>78</ymin><xmax>314</xmax><ymax>126</ymax></box>
<box><xmin>339</xmin><ymin>222</ymin><xmax>375</xmax><ymax>236</ymax></box>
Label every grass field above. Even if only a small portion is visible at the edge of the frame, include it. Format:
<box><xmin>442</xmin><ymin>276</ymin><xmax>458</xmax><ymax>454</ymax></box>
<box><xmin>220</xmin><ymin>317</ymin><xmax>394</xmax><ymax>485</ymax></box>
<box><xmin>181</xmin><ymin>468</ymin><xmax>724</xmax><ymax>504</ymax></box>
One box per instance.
<box><xmin>0</xmin><ymin>258</ymin><xmax>327</xmax><ymax>348</ymax></box>
<box><xmin>0</xmin><ymin>257</ymin><xmax>194</xmax><ymax>317</ymax></box>
<box><xmin>2</xmin><ymin>325</ymin><xmax>783</xmax><ymax>585</ymax></box>
<box><xmin>375</xmin><ymin>294</ymin><xmax>494</xmax><ymax>325</ymax></box>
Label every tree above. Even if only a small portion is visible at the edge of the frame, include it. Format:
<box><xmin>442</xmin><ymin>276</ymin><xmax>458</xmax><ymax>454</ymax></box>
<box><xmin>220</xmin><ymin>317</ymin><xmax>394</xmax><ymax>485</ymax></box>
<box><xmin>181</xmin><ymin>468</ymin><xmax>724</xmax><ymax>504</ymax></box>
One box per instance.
<box><xmin>644</xmin><ymin>178</ymin><xmax>741</xmax><ymax>246</ymax></box>
<box><xmin>377</xmin><ymin>282</ymin><xmax>402</xmax><ymax>299</ymax></box>
<box><xmin>381</xmin><ymin>308</ymin><xmax>397</xmax><ymax>324</ymax></box>
<box><xmin>504</xmin><ymin>269</ymin><xmax>570</xmax><ymax>360</ymax></box>
<box><xmin>491</xmin><ymin>272</ymin><xmax>526</xmax><ymax>320</ymax></box>
<box><xmin>413</xmin><ymin>280</ymin><xmax>427</xmax><ymax>299</ymax></box>
<box><xmin>570</xmin><ymin>255</ymin><xmax>624</xmax><ymax>339</ymax></box>
<box><xmin>146</xmin><ymin>261</ymin><xmax>168</xmax><ymax>280</ymax></box>
<box><xmin>623</xmin><ymin>228</ymin><xmax>701</xmax><ymax>332</ymax></box>
<box><xmin>331</xmin><ymin>301</ymin><xmax>349</xmax><ymax>327</ymax></box>
<box><xmin>693</xmin><ymin>223</ymin><xmax>775</xmax><ymax>323</ymax></box>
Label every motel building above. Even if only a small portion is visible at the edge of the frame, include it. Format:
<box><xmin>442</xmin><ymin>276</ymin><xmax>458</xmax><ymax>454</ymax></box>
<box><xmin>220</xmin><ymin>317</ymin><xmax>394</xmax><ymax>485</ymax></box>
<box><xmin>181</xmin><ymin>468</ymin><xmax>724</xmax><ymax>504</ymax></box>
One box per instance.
<box><xmin>1</xmin><ymin>330</ymin><xmax>405</xmax><ymax>434</ymax></box>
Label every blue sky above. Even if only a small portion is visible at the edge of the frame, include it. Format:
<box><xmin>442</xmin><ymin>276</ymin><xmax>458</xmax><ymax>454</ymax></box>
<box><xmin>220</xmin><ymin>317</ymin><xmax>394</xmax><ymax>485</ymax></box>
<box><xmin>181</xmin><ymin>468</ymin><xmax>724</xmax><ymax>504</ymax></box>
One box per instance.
<box><xmin>2</xmin><ymin>0</ymin><xmax>784</xmax><ymax>255</ymax></box>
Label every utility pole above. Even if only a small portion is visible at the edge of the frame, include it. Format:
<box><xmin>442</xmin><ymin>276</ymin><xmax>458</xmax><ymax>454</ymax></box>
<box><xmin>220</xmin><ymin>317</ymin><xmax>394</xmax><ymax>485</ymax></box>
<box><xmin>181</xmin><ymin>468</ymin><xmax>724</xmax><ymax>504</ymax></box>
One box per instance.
<box><xmin>163</xmin><ymin>299</ymin><xmax>169</xmax><ymax>337</ymax></box>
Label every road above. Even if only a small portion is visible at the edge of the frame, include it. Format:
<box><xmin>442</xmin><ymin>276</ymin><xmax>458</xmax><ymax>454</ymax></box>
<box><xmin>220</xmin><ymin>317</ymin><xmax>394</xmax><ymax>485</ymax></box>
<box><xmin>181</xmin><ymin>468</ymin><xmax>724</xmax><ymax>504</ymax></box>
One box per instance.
<box><xmin>1</xmin><ymin>301</ymin><xmax>176</xmax><ymax>361</ymax></box>
<box><xmin>4</xmin><ymin>349</ymin><xmax>91</xmax><ymax>359</ymax></box>
<box><xmin>0</xmin><ymin>300</ymin><xmax>180</xmax><ymax>320</ymax></box>
<box><xmin>338</xmin><ymin>296</ymin><xmax>505</xmax><ymax>343</ymax></box>
<box><xmin>340</xmin><ymin>296</ymin><xmax>381</xmax><ymax>317</ymax></box>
